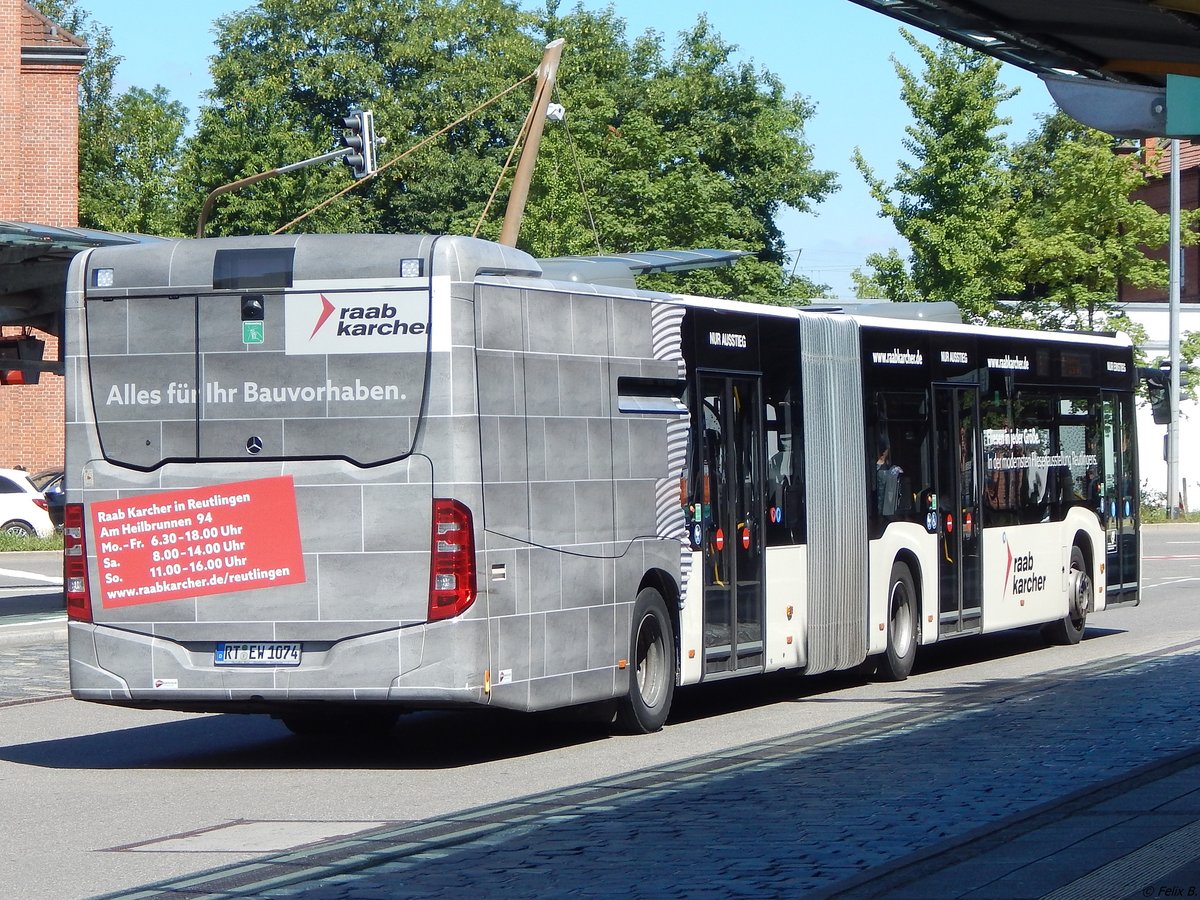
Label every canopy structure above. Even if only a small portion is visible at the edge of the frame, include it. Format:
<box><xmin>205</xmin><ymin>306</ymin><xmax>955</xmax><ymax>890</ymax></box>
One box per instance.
<box><xmin>849</xmin><ymin>0</ymin><xmax>1200</xmax><ymax>136</ymax></box>
<box><xmin>0</xmin><ymin>220</ymin><xmax>160</xmax><ymax>332</ymax></box>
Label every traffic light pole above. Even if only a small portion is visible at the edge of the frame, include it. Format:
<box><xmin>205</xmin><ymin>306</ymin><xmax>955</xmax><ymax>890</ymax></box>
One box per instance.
<box><xmin>1168</xmin><ymin>139</ymin><xmax>1182</xmax><ymax>518</ymax></box>
<box><xmin>195</xmin><ymin>146</ymin><xmax>355</xmax><ymax>238</ymax></box>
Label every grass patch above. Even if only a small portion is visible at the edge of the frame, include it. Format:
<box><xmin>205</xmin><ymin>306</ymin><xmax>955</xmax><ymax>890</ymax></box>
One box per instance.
<box><xmin>1141</xmin><ymin>508</ymin><xmax>1200</xmax><ymax>525</ymax></box>
<box><xmin>0</xmin><ymin>532</ymin><xmax>64</xmax><ymax>552</ymax></box>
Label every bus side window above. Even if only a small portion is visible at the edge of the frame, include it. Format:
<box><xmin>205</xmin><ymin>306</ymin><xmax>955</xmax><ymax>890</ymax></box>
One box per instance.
<box><xmin>869</xmin><ymin>391</ymin><xmax>927</xmax><ymax>531</ymax></box>
<box><xmin>764</xmin><ymin>398</ymin><xmax>803</xmax><ymax>546</ymax></box>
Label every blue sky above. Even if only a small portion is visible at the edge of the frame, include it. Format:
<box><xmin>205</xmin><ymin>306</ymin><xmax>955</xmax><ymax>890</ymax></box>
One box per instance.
<box><xmin>80</xmin><ymin>0</ymin><xmax>1057</xmax><ymax>297</ymax></box>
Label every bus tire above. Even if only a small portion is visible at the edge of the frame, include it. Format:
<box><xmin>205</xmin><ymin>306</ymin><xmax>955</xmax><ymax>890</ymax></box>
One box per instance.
<box><xmin>616</xmin><ymin>587</ymin><xmax>676</xmax><ymax>734</ymax></box>
<box><xmin>1044</xmin><ymin>545</ymin><xmax>1090</xmax><ymax>646</ymax></box>
<box><xmin>878</xmin><ymin>560</ymin><xmax>918</xmax><ymax>682</ymax></box>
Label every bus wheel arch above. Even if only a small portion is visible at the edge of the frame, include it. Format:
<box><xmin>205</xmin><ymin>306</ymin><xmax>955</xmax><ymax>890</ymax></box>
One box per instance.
<box><xmin>1044</xmin><ymin>538</ymin><xmax>1092</xmax><ymax>646</ymax></box>
<box><xmin>637</xmin><ymin>568</ymin><xmax>681</xmax><ymax>662</ymax></box>
<box><xmin>878</xmin><ymin>555</ymin><xmax>920</xmax><ymax>682</ymax></box>
<box><xmin>616</xmin><ymin>578</ymin><xmax>677</xmax><ymax>734</ymax></box>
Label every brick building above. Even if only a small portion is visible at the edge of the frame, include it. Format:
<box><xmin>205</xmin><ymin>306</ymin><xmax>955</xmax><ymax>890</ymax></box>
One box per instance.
<box><xmin>1119</xmin><ymin>138</ymin><xmax>1200</xmax><ymax>306</ymax></box>
<box><xmin>0</xmin><ymin>0</ymin><xmax>86</xmax><ymax>471</ymax></box>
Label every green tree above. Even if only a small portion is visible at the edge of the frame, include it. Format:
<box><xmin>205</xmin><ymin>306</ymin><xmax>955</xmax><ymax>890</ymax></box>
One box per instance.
<box><xmin>86</xmin><ymin>86</ymin><xmax>188</xmax><ymax>234</ymax></box>
<box><xmin>851</xmin><ymin>249</ymin><xmax>918</xmax><ymax>301</ymax></box>
<box><xmin>853</xmin><ymin>29</ymin><xmax>1018</xmax><ymax>320</ymax></box>
<box><xmin>179</xmin><ymin>0</ymin><xmax>538</xmax><ymax>237</ymax></box>
<box><xmin>1006</xmin><ymin>113</ymin><xmax>1173</xmax><ymax>331</ymax></box>
<box><xmin>181</xmin><ymin>0</ymin><xmax>835</xmax><ymax>301</ymax></box>
<box><xmin>1185</xmin><ymin>330</ymin><xmax>1200</xmax><ymax>403</ymax></box>
<box><xmin>32</xmin><ymin>0</ymin><xmax>189</xmax><ymax>235</ymax></box>
<box><xmin>525</xmin><ymin>5</ymin><xmax>836</xmax><ymax>301</ymax></box>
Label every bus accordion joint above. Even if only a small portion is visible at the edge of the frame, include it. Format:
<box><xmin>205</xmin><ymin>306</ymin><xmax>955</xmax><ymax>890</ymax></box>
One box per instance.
<box><xmin>428</xmin><ymin>498</ymin><xmax>477</xmax><ymax>622</ymax></box>
<box><xmin>63</xmin><ymin>503</ymin><xmax>92</xmax><ymax>623</ymax></box>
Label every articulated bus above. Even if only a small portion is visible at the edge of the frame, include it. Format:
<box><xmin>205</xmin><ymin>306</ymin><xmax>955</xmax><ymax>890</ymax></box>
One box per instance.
<box><xmin>62</xmin><ymin>233</ymin><xmax>1140</xmax><ymax>734</ymax></box>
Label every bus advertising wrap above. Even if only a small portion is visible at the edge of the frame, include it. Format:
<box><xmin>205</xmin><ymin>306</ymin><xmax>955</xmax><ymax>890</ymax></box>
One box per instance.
<box><xmin>90</xmin><ymin>476</ymin><xmax>306</xmax><ymax>607</ymax></box>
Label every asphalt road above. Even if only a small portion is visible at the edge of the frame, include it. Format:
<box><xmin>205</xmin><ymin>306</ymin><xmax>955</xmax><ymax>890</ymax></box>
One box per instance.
<box><xmin>0</xmin><ymin>526</ymin><xmax>1196</xmax><ymax>899</ymax></box>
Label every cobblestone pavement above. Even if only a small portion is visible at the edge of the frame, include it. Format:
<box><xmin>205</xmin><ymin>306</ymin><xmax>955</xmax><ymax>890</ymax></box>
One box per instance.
<box><xmin>101</xmin><ymin>640</ymin><xmax>1200</xmax><ymax>900</ymax></box>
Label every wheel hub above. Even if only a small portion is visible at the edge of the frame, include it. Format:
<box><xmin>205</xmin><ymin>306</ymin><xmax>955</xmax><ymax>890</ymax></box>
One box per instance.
<box><xmin>1068</xmin><ymin>567</ymin><xmax>1092</xmax><ymax>620</ymax></box>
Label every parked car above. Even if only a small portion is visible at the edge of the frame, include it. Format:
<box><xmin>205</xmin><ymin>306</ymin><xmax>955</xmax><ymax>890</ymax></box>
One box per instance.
<box><xmin>0</xmin><ymin>467</ymin><xmax>55</xmax><ymax>538</ymax></box>
<box><xmin>30</xmin><ymin>468</ymin><xmax>64</xmax><ymax>529</ymax></box>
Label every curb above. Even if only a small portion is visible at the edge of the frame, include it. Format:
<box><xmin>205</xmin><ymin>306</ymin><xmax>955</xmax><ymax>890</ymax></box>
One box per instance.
<box><xmin>0</xmin><ymin>618</ymin><xmax>66</xmax><ymax>646</ymax></box>
<box><xmin>815</xmin><ymin>743</ymin><xmax>1200</xmax><ymax>899</ymax></box>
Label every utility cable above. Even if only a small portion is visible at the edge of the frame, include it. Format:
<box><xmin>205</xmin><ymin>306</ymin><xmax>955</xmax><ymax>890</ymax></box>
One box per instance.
<box><xmin>273</xmin><ymin>71</ymin><xmax>536</xmax><ymax>235</ymax></box>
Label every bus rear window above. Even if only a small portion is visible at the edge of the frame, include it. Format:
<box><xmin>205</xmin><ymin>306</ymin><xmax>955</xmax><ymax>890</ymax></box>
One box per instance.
<box><xmin>86</xmin><ymin>288</ymin><xmax>430</xmax><ymax>468</ymax></box>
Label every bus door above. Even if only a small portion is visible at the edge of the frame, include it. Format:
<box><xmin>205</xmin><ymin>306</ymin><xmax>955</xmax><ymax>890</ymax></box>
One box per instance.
<box><xmin>933</xmin><ymin>385</ymin><xmax>983</xmax><ymax>635</ymax></box>
<box><xmin>697</xmin><ymin>373</ymin><xmax>765</xmax><ymax>675</ymax></box>
<box><xmin>1102</xmin><ymin>394</ymin><xmax>1139</xmax><ymax>604</ymax></box>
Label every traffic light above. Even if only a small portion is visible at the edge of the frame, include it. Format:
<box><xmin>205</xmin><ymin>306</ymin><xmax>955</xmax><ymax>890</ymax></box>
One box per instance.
<box><xmin>1139</xmin><ymin>366</ymin><xmax>1172</xmax><ymax>425</ymax></box>
<box><xmin>0</xmin><ymin>337</ymin><xmax>44</xmax><ymax>385</ymax></box>
<box><xmin>339</xmin><ymin>110</ymin><xmax>376</xmax><ymax>179</ymax></box>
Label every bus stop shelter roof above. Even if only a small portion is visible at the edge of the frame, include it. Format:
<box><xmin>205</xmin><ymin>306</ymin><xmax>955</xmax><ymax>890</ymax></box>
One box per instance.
<box><xmin>848</xmin><ymin>0</ymin><xmax>1200</xmax><ymax>86</ymax></box>
<box><xmin>0</xmin><ymin>220</ymin><xmax>160</xmax><ymax>331</ymax></box>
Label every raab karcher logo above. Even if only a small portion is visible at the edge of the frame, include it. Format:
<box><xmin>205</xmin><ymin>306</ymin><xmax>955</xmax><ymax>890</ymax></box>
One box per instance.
<box><xmin>287</xmin><ymin>290</ymin><xmax>430</xmax><ymax>355</ymax></box>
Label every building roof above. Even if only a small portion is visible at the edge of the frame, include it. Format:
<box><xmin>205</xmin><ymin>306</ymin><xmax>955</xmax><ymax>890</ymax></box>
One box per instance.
<box><xmin>20</xmin><ymin>1</ymin><xmax>87</xmax><ymax>68</ymax></box>
<box><xmin>21</xmin><ymin>1</ymin><xmax>85</xmax><ymax>50</ymax></box>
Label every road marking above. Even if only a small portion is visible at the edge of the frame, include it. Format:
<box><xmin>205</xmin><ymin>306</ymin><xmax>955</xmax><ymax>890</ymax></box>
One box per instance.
<box><xmin>0</xmin><ymin>567</ymin><xmax>62</xmax><ymax>586</ymax></box>
<box><xmin>1144</xmin><ymin>577</ymin><xmax>1200</xmax><ymax>590</ymax></box>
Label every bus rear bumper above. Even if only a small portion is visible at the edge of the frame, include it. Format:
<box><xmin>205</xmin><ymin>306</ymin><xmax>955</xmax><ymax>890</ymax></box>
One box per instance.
<box><xmin>67</xmin><ymin>619</ymin><xmax>489</xmax><ymax>710</ymax></box>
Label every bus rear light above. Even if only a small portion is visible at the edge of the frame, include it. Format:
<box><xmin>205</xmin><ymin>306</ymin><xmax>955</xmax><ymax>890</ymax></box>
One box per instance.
<box><xmin>428</xmin><ymin>498</ymin><xmax>476</xmax><ymax>621</ymax></box>
<box><xmin>63</xmin><ymin>503</ymin><xmax>92</xmax><ymax>623</ymax></box>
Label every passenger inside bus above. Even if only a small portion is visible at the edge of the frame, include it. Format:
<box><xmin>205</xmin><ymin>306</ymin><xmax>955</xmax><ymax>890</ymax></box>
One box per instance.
<box><xmin>876</xmin><ymin>442</ymin><xmax>904</xmax><ymax>518</ymax></box>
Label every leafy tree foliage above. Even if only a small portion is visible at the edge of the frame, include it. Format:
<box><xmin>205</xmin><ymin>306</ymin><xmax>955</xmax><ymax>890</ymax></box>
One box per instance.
<box><xmin>853</xmin><ymin>29</ymin><xmax>1017</xmax><ymax>319</ymax></box>
<box><xmin>32</xmin><ymin>0</ymin><xmax>189</xmax><ymax>235</ymax></box>
<box><xmin>40</xmin><ymin>1</ymin><xmax>835</xmax><ymax>301</ymax></box>
<box><xmin>176</xmin><ymin>0</ymin><xmax>835</xmax><ymax>300</ymax></box>
<box><xmin>179</xmin><ymin>0</ymin><xmax>538</xmax><ymax>237</ymax></box>
<box><xmin>1006</xmin><ymin>113</ymin><xmax>1173</xmax><ymax>331</ymax></box>
<box><xmin>853</xmin><ymin>31</ymin><xmax>1184</xmax><ymax>332</ymax></box>
<box><xmin>527</xmin><ymin>6</ymin><xmax>836</xmax><ymax>300</ymax></box>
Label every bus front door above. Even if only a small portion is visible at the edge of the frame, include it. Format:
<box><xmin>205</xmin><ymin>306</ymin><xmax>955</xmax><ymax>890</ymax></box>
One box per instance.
<box><xmin>698</xmin><ymin>374</ymin><xmax>765</xmax><ymax>676</ymax></box>
<box><xmin>933</xmin><ymin>385</ymin><xmax>983</xmax><ymax>635</ymax></box>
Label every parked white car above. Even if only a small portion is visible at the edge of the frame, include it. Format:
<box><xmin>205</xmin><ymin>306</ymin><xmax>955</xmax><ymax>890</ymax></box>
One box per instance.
<box><xmin>0</xmin><ymin>467</ymin><xmax>55</xmax><ymax>538</ymax></box>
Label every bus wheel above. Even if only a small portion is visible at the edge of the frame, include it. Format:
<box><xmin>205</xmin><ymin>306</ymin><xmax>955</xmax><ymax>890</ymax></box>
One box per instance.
<box><xmin>878</xmin><ymin>560</ymin><xmax>918</xmax><ymax>682</ymax></box>
<box><xmin>1045</xmin><ymin>545</ymin><xmax>1090</xmax><ymax>646</ymax></box>
<box><xmin>616</xmin><ymin>587</ymin><xmax>676</xmax><ymax>734</ymax></box>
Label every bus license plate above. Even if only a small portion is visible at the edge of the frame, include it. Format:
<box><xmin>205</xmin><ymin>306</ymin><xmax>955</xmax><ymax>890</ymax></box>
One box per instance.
<box><xmin>214</xmin><ymin>642</ymin><xmax>301</xmax><ymax>667</ymax></box>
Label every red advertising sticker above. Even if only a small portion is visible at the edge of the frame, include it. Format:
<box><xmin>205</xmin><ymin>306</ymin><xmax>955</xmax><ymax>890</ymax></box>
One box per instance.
<box><xmin>91</xmin><ymin>476</ymin><xmax>306</xmax><ymax>608</ymax></box>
